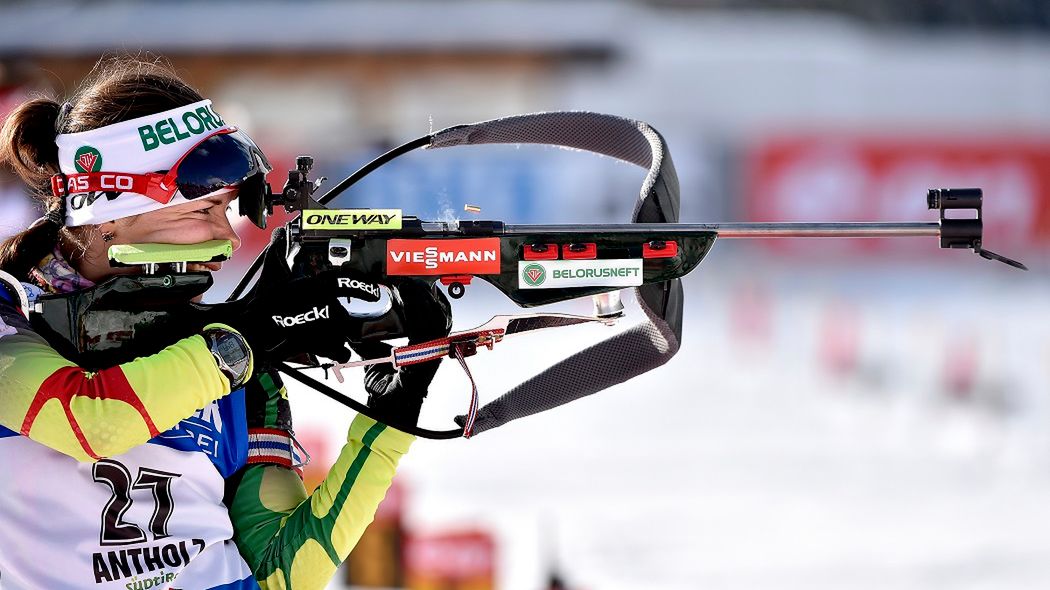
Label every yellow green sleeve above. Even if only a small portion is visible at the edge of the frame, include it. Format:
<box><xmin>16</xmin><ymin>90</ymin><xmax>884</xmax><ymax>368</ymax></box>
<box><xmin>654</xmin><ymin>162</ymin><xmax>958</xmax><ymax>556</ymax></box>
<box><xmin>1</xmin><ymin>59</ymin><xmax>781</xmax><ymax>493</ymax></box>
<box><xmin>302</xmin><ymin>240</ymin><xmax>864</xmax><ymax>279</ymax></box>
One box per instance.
<box><xmin>229</xmin><ymin>414</ymin><xmax>414</xmax><ymax>590</ymax></box>
<box><xmin>0</xmin><ymin>318</ymin><xmax>234</xmax><ymax>462</ymax></box>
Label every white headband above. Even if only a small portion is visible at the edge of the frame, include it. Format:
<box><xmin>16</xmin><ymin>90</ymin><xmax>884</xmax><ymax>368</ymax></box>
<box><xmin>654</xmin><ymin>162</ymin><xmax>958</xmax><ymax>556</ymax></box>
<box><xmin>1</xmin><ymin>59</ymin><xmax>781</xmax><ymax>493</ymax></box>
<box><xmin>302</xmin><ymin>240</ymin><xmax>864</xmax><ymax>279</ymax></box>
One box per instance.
<box><xmin>55</xmin><ymin>99</ymin><xmax>232</xmax><ymax>226</ymax></box>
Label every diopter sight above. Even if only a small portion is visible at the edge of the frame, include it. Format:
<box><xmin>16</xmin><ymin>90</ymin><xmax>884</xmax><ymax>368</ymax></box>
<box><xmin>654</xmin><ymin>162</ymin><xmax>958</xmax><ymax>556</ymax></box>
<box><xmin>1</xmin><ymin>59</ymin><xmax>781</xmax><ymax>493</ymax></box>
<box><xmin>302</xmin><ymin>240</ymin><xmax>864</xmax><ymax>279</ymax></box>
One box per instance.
<box><xmin>266</xmin><ymin>155</ymin><xmax>327</xmax><ymax>216</ymax></box>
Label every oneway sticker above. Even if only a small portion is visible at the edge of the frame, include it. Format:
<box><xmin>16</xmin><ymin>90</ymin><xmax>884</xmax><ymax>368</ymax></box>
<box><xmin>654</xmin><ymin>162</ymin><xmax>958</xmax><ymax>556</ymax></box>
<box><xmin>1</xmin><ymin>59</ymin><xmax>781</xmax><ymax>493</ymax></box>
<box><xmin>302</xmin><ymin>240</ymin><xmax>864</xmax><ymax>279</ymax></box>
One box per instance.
<box><xmin>302</xmin><ymin>209</ymin><xmax>402</xmax><ymax>230</ymax></box>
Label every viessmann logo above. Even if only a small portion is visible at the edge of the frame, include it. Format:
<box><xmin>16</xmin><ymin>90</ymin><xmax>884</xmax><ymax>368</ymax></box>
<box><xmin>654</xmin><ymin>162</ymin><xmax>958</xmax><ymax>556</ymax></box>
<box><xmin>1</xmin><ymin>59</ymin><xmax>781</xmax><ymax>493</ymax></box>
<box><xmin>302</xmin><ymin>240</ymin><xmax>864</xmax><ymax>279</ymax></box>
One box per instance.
<box><xmin>387</xmin><ymin>238</ymin><xmax>501</xmax><ymax>275</ymax></box>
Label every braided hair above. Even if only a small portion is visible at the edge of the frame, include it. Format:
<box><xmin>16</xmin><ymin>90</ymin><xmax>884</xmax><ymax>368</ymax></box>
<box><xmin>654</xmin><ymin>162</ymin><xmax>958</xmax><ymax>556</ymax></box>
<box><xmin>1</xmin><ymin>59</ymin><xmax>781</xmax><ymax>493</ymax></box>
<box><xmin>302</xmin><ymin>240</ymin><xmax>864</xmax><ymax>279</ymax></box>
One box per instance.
<box><xmin>0</xmin><ymin>56</ymin><xmax>203</xmax><ymax>278</ymax></box>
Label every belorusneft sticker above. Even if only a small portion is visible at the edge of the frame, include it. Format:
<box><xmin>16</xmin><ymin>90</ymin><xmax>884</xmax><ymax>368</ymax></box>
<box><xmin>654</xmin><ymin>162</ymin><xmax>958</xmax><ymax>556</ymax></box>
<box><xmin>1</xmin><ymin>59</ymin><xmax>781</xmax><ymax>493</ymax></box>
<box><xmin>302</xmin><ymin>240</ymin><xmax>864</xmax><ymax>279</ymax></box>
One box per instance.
<box><xmin>518</xmin><ymin>259</ymin><xmax>643</xmax><ymax>289</ymax></box>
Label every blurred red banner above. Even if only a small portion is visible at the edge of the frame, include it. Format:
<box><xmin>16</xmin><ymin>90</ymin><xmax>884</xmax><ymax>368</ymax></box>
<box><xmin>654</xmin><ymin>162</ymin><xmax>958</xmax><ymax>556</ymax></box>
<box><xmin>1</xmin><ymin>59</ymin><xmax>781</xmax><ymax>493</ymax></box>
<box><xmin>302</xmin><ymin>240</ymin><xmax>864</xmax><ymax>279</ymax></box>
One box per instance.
<box><xmin>0</xmin><ymin>86</ymin><xmax>26</xmax><ymax>121</ymax></box>
<box><xmin>743</xmin><ymin>135</ymin><xmax>1050</xmax><ymax>256</ymax></box>
<box><xmin>405</xmin><ymin>530</ymin><xmax>496</xmax><ymax>590</ymax></box>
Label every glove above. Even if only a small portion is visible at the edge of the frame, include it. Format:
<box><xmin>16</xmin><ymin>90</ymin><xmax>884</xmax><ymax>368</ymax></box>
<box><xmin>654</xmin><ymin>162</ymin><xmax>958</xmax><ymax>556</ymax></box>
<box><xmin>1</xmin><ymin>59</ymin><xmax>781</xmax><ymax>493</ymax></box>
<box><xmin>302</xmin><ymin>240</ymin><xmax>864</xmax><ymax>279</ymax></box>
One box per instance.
<box><xmin>232</xmin><ymin>273</ymin><xmax>379</xmax><ymax>364</ymax></box>
<box><xmin>353</xmin><ymin>279</ymin><xmax>452</xmax><ymax>431</ymax></box>
<box><xmin>230</xmin><ymin>230</ymin><xmax>380</xmax><ymax>474</ymax></box>
<box><xmin>214</xmin><ymin>229</ymin><xmax>382</xmax><ymax>366</ymax></box>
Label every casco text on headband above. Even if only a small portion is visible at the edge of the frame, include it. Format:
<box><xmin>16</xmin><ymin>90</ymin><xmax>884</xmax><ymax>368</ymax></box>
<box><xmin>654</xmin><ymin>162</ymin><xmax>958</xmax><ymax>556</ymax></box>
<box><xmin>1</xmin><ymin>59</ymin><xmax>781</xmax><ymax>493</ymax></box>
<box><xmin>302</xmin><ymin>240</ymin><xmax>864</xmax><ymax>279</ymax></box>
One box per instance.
<box><xmin>52</xmin><ymin>99</ymin><xmax>271</xmax><ymax>227</ymax></box>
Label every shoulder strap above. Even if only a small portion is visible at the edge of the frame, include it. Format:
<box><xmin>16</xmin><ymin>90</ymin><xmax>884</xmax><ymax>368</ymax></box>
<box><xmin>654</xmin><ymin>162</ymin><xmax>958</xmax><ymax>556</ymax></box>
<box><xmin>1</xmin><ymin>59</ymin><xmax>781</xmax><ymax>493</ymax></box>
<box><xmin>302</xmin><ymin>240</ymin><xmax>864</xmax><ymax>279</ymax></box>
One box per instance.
<box><xmin>428</xmin><ymin>112</ymin><xmax>683</xmax><ymax>435</ymax></box>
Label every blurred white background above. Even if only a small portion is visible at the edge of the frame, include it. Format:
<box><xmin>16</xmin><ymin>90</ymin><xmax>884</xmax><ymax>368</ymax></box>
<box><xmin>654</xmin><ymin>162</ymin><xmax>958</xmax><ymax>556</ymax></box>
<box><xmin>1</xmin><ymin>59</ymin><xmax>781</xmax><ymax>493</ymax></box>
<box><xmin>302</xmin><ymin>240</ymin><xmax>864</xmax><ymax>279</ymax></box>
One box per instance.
<box><xmin>2</xmin><ymin>1</ymin><xmax>1049</xmax><ymax>588</ymax></box>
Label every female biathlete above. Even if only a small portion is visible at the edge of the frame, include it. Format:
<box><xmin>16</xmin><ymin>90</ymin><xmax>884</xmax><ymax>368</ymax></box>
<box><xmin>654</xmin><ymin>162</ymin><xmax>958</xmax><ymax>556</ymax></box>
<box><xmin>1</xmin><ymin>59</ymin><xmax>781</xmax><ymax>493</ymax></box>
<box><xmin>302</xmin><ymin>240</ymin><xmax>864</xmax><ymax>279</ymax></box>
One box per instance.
<box><xmin>0</xmin><ymin>58</ymin><xmax>449</xmax><ymax>589</ymax></box>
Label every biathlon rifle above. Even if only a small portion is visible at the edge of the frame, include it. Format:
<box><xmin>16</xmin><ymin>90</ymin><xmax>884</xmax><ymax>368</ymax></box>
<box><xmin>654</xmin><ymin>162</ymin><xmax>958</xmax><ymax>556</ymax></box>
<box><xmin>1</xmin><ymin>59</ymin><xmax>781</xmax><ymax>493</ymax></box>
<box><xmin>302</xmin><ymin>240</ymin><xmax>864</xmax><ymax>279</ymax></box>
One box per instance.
<box><xmin>31</xmin><ymin>112</ymin><xmax>1026</xmax><ymax>439</ymax></box>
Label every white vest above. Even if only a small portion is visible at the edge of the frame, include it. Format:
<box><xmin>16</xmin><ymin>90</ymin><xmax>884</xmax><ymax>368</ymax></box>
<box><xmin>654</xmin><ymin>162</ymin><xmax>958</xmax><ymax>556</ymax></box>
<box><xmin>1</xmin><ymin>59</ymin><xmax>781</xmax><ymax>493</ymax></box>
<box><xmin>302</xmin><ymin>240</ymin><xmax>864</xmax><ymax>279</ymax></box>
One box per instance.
<box><xmin>0</xmin><ymin>392</ymin><xmax>257</xmax><ymax>590</ymax></box>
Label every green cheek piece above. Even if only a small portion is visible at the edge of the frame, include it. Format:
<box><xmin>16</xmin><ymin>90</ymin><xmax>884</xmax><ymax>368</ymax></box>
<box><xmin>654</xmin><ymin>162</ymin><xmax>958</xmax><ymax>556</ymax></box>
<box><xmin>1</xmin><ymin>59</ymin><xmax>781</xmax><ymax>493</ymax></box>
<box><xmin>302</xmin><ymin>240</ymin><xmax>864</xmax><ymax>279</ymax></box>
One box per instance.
<box><xmin>30</xmin><ymin>240</ymin><xmax>235</xmax><ymax>370</ymax></box>
<box><xmin>107</xmin><ymin>239</ymin><xmax>233</xmax><ymax>269</ymax></box>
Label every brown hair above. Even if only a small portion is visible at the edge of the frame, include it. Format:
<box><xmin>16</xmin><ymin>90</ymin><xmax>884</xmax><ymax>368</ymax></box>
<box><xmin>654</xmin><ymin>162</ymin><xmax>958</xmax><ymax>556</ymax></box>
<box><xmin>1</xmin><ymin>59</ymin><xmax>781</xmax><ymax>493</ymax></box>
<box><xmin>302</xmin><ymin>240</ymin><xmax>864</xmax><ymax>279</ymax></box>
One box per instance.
<box><xmin>0</xmin><ymin>56</ymin><xmax>203</xmax><ymax>278</ymax></box>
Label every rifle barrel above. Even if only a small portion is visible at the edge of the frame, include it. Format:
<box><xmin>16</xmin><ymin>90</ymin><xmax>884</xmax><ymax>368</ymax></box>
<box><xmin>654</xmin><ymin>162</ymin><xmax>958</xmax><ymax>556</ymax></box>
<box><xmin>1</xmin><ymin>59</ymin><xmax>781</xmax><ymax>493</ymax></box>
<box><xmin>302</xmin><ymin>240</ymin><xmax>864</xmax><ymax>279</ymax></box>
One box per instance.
<box><xmin>504</xmin><ymin>222</ymin><xmax>940</xmax><ymax>238</ymax></box>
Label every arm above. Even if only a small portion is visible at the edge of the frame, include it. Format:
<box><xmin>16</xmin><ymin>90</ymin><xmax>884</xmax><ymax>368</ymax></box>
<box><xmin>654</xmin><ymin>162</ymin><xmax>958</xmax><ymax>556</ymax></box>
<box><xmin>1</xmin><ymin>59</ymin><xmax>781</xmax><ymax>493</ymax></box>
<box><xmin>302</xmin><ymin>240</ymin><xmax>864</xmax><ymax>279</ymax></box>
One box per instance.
<box><xmin>226</xmin><ymin>276</ymin><xmax>442</xmax><ymax>589</ymax></box>
<box><xmin>0</xmin><ymin>298</ymin><xmax>235</xmax><ymax>461</ymax></box>
<box><xmin>228</xmin><ymin>413</ymin><xmax>413</xmax><ymax>590</ymax></box>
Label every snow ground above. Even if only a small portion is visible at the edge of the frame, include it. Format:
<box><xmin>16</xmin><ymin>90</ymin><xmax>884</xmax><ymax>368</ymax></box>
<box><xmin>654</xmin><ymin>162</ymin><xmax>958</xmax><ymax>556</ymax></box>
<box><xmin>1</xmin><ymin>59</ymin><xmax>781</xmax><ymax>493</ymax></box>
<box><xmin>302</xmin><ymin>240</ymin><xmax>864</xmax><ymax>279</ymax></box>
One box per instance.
<box><xmin>278</xmin><ymin>257</ymin><xmax>1050</xmax><ymax>590</ymax></box>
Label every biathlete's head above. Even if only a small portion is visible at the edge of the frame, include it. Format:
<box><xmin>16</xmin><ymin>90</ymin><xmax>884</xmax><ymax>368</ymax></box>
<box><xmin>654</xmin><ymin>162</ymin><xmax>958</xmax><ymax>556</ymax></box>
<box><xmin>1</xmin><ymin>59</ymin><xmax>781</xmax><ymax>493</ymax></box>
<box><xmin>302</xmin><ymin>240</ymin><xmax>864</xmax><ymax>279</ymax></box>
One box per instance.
<box><xmin>0</xmin><ymin>57</ymin><xmax>271</xmax><ymax>283</ymax></box>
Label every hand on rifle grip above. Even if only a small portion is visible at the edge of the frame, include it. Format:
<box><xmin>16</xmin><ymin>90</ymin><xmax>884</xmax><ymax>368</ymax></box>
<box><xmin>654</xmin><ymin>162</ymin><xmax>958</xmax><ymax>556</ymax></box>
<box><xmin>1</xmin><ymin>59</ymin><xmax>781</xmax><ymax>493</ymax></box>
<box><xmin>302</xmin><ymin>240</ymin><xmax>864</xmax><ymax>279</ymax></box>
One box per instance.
<box><xmin>213</xmin><ymin>229</ymin><xmax>388</xmax><ymax>366</ymax></box>
<box><xmin>351</xmin><ymin>279</ymin><xmax>453</xmax><ymax>431</ymax></box>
